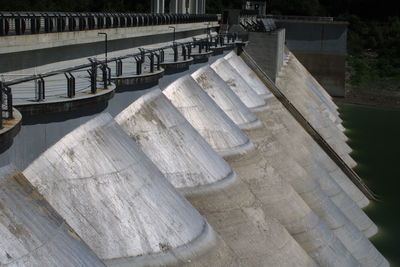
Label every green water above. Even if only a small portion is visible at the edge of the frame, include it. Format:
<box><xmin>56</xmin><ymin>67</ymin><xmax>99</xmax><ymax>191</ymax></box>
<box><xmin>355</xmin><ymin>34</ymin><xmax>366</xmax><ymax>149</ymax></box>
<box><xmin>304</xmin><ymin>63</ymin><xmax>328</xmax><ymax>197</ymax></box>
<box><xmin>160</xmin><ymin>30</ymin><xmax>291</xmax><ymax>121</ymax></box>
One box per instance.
<box><xmin>339</xmin><ymin>104</ymin><xmax>400</xmax><ymax>266</ymax></box>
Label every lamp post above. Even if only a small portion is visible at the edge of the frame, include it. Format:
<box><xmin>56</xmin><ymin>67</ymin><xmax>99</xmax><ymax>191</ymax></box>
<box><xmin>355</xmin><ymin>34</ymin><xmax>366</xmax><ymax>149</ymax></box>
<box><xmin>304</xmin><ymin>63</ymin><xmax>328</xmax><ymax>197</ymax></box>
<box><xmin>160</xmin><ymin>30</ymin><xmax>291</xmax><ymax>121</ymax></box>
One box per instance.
<box><xmin>98</xmin><ymin>32</ymin><xmax>108</xmax><ymax>66</ymax></box>
<box><xmin>168</xmin><ymin>26</ymin><xmax>176</xmax><ymax>42</ymax></box>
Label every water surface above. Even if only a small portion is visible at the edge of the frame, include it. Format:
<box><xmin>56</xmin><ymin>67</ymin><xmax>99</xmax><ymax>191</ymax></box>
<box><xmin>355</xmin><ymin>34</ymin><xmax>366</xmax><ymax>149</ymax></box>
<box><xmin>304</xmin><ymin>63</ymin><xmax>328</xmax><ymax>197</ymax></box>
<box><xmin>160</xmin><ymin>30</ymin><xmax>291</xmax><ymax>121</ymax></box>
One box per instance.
<box><xmin>339</xmin><ymin>104</ymin><xmax>400</xmax><ymax>266</ymax></box>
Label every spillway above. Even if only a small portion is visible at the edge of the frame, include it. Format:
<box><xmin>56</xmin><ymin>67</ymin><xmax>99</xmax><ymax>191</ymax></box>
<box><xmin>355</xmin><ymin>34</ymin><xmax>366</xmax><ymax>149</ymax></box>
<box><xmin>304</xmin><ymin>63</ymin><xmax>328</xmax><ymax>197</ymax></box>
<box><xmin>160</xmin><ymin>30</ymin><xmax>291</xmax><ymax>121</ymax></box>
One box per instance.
<box><xmin>163</xmin><ymin>75</ymin><xmax>360</xmax><ymax>266</ymax></box>
<box><xmin>115</xmin><ymin>88</ymin><xmax>317</xmax><ymax>266</ymax></box>
<box><xmin>0</xmin><ymin>165</ymin><xmax>105</xmax><ymax>267</ymax></box>
<box><xmin>276</xmin><ymin>52</ymin><xmax>356</xmax><ymax>167</ymax></box>
<box><xmin>23</xmin><ymin>113</ymin><xmax>238</xmax><ymax>266</ymax></box>
<box><xmin>192</xmin><ymin>63</ymin><xmax>388</xmax><ymax>266</ymax></box>
<box><xmin>226</xmin><ymin>52</ymin><xmax>371</xmax><ymax>210</ymax></box>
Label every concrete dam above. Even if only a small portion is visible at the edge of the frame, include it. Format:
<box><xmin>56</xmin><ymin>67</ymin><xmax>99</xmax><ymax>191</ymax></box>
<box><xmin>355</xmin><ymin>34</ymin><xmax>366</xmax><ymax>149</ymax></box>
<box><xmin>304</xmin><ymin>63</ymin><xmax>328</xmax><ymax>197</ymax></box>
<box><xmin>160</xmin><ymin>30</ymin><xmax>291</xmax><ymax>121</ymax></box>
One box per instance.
<box><xmin>0</xmin><ymin>11</ymin><xmax>389</xmax><ymax>266</ymax></box>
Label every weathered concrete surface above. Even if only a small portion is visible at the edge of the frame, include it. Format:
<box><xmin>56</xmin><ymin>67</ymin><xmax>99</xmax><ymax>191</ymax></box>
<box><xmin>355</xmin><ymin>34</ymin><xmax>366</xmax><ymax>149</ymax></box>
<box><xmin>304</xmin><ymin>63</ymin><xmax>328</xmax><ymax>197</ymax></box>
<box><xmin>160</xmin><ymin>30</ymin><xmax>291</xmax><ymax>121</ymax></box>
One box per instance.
<box><xmin>224</xmin><ymin>51</ymin><xmax>273</xmax><ymax>100</ymax></box>
<box><xmin>23</xmin><ymin>113</ymin><xmax>236</xmax><ymax>266</ymax></box>
<box><xmin>211</xmin><ymin>58</ymin><xmax>269</xmax><ymax>112</ymax></box>
<box><xmin>116</xmin><ymin>88</ymin><xmax>317</xmax><ymax>266</ymax></box>
<box><xmin>276</xmin><ymin>52</ymin><xmax>356</xmax><ymax>168</ymax></box>
<box><xmin>0</xmin><ymin>165</ymin><xmax>105</xmax><ymax>267</ymax></box>
<box><xmin>163</xmin><ymin>76</ymin><xmax>360</xmax><ymax>266</ymax></box>
<box><xmin>196</xmin><ymin>58</ymin><xmax>387</xmax><ymax>266</ymax></box>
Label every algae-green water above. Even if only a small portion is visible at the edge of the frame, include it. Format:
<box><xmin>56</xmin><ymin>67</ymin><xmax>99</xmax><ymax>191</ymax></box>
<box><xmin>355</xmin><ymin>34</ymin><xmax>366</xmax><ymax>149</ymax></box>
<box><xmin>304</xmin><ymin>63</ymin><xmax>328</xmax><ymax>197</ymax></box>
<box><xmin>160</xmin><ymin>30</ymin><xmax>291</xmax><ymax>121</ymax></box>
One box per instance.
<box><xmin>339</xmin><ymin>104</ymin><xmax>400</xmax><ymax>266</ymax></box>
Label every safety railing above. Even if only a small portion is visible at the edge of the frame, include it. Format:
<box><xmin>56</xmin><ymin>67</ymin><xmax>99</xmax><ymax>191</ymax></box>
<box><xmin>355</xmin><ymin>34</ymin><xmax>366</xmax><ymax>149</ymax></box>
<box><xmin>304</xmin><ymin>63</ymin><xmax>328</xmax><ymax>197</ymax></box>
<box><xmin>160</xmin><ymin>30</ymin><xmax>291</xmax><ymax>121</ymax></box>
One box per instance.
<box><xmin>0</xmin><ymin>12</ymin><xmax>218</xmax><ymax>36</ymax></box>
<box><xmin>1</xmin><ymin>33</ymin><xmax>238</xmax><ymax>112</ymax></box>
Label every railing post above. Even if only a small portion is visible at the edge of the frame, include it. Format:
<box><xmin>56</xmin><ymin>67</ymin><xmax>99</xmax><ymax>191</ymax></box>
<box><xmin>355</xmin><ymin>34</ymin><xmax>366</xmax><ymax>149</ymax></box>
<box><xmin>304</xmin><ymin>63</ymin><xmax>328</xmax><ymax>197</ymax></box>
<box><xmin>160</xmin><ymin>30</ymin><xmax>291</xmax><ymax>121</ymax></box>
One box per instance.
<box><xmin>101</xmin><ymin>64</ymin><xmax>108</xmax><ymax>89</ymax></box>
<box><xmin>159</xmin><ymin>49</ymin><xmax>165</xmax><ymax>62</ymax></box>
<box><xmin>186</xmin><ymin>44</ymin><xmax>192</xmax><ymax>57</ymax></box>
<box><xmin>65</xmin><ymin>72</ymin><xmax>76</xmax><ymax>98</ymax></box>
<box><xmin>181</xmin><ymin>45</ymin><xmax>187</xmax><ymax>60</ymax></box>
<box><xmin>135</xmin><ymin>56</ymin><xmax>142</xmax><ymax>75</ymax></box>
<box><xmin>172</xmin><ymin>44</ymin><xmax>178</xmax><ymax>62</ymax></box>
<box><xmin>35</xmin><ymin>76</ymin><xmax>45</xmax><ymax>102</ymax></box>
<box><xmin>88</xmin><ymin>59</ymin><xmax>97</xmax><ymax>94</ymax></box>
<box><xmin>116</xmin><ymin>59</ymin><xmax>123</xmax><ymax>77</ymax></box>
<box><xmin>154</xmin><ymin>53</ymin><xmax>161</xmax><ymax>70</ymax></box>
<box><xmin>148</xmin><ymin>53</ymin><xmax>155</xmax><ymax>73</ymax></box>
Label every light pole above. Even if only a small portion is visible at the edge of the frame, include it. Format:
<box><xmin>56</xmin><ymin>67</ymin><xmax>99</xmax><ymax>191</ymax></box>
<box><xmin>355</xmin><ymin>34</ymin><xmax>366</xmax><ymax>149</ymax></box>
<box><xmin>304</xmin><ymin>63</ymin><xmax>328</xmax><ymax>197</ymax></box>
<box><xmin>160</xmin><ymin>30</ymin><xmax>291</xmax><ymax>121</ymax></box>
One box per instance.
<box><xmin>168</xmin><ymin>26</ymin><xmax>176</xmax><ymax>42</ymax></box>
<box><xmin>98</xmin><ymin>32</ymin><xmax>108</xmax><ymax>66</ymax></box>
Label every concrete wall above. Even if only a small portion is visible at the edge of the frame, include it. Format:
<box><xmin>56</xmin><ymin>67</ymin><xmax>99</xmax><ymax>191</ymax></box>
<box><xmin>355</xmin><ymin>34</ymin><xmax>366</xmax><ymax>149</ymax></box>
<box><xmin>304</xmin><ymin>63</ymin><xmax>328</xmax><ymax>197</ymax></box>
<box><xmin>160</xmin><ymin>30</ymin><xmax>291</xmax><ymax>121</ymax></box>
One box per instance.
<box><xmin>274</xmin><ymin>20</ymin><xmax>348</xmax><ymax>97</ymax></box>
<box><xmin>245</xmin><ymin>28</ymin><xmax>285</xmax><ymax>82</ymax></box>
<box><xmin>0</xmin><ymin>24</ymin><xmax>217</xmax><ymax>73</ymax></box>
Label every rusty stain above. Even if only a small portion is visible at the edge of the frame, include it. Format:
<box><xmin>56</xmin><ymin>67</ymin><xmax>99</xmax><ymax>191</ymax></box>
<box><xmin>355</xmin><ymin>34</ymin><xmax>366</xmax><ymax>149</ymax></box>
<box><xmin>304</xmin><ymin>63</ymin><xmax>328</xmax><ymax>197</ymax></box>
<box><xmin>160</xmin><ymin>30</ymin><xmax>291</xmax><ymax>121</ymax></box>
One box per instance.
<box><xmin>68</xmin><ymin>229</ymin><xmax>81</xmax><ymax>240</ymax></box>
<box><xmin>226</xmin><ymin>78</ymin><xmax>237</xmax><ymax>88</ymax></box>
<box><xmin>8</xmin><ymin>223</ymin><xmax>29</xmax><ymax>237</ymax></box>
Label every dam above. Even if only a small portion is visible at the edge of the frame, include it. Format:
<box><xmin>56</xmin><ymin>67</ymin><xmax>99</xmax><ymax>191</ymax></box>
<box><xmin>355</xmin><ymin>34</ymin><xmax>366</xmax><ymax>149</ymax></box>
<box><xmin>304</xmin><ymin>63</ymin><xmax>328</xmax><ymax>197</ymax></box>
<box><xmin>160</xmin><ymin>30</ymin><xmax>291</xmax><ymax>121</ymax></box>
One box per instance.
<box><xmin>0</xmin><ymin>6</ymin><xmax>390</xmax><ymax>266</ymax></box>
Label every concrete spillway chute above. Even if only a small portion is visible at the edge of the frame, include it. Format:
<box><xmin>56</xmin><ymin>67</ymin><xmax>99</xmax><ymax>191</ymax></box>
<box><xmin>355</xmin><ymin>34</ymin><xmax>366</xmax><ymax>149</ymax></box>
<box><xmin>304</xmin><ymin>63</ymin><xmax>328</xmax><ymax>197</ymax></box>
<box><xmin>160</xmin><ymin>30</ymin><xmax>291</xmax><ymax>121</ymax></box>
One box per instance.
<box><xmin>163</xmin><ymin>74</ymin><xmax>360</xmax><ymax>266</ymax></box>
<box><xmin>0</xmin><ymin>164</ymin><xmax>105</xmax><ymax>267</ymax></box>
<box><xmin>23</xmin><ymin>113</ymin><xmax>232</xmax><ymax>266</ymax></box>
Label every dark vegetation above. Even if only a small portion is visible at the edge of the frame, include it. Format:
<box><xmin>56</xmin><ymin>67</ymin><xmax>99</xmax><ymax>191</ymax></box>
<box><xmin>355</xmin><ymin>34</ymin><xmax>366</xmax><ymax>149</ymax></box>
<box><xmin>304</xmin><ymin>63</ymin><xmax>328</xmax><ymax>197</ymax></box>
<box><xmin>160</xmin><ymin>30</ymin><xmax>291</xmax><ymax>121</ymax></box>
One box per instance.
<box><xmin>1</xmin><ymin>0</ymin><xmax>399</xmax><ymax>96</ymax></box>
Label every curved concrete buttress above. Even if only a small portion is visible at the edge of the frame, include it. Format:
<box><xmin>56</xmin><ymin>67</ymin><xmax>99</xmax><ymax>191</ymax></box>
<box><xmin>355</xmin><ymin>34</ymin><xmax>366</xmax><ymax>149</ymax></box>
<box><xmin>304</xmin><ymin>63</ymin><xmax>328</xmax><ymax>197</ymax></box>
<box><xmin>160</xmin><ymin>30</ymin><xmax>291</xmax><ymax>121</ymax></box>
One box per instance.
<box><xmin>195</xmin><ymin>68</ymin><xmax>387</xmax><ymax>266</ymax></box>
<box><xmin>163</xmin><ymin>75</ymin><xmax>361</xmax><ymax>267</ymax></box>
<box><xmin>210</xmin><ymin>58</ymin><xmax>270</xmax><ymax>113</ymax></box>
<box><xmin>224</xmin><ymin>51</ymin><xmax>274</xmax><ymax>100</ymax></box>
<box><xmin>115</xmin><ymin>88</ymin><xmax>317</xmax><ymax>267</ymax></box>
<box><xmin>23</xmin><ymin>113</ymin><xmax>237</xmax><ymax>267</ymax></box>
<box><xmin>191</xmin><ymin>66</ymin><xmax>263</xmax><ymax>130</ymax></box>
<box><xmin>0</xmin><ymin>165</ymin><xmax>105</xmax><ymax>267</ymax></box>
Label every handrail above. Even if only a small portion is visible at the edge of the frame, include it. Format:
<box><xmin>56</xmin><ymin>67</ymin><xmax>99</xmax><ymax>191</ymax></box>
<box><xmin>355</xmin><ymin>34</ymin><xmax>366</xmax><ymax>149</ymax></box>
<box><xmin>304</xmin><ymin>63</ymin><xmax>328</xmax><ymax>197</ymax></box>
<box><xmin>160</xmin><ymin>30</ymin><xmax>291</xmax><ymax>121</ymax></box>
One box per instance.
<box><xmin>0</xmin><ymin>12</ymin><xmax>218</xmax><ymax>36</ymax></box>
<box><xmin>0</xmin><ymin>33</ymin><xmax>237</xmax><ymax>110</ymax></box>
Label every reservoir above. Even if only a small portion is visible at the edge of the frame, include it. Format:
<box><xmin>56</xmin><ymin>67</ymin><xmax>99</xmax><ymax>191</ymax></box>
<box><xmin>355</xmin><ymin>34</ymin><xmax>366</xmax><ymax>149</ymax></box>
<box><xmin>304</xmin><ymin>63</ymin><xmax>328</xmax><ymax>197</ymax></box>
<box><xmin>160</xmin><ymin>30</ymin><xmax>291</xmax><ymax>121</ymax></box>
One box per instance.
<box><xmin>340</xmin><ymin>104</ymin><xmax>400</xmax><ymax>266</ymax></box>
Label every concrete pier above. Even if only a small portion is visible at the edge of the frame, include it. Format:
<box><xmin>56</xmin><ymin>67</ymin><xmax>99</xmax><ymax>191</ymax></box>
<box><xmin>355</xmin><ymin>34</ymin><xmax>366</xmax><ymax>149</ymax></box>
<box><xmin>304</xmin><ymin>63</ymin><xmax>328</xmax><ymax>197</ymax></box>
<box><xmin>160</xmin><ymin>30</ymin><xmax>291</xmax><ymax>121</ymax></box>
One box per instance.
<box><xmin>115</xmin><ymin>88</ymin><xmax>317</xmax><ymax>266</ymax></box>
<box><xmin>23</xmin><ymin>113</ymin><xmax>238</xmax><ymax>266</ymax></box>
<box><xmin>164</xmin><ymin>75</ymin><xmax>360</xmax><ymax>266</ymax></box>
<box><xmin>0</xmin><ymin>165</ymin><xmax>105</xmax><ymax>266</ymax></box>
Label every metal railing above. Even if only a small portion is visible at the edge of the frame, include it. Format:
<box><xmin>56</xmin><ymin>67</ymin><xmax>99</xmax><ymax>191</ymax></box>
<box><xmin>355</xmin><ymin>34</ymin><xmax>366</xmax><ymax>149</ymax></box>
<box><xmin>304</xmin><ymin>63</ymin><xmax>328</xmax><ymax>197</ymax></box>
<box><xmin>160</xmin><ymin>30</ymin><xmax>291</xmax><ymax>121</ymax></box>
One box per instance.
<box><xmin>0</xmin><ymin>33</ymin><xmax>238</xmax><ymax>116</ymax></box>
<box><xmin>264</xmin><ymin>15</ymin><xmax>335</xmax><ymax>22</ymax></box>
<box><xmin>0</xmin><ymin>12</ymin><xmax>218</xmax><ymax>36</ymax></box>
